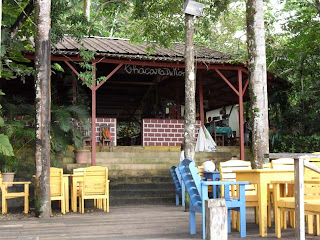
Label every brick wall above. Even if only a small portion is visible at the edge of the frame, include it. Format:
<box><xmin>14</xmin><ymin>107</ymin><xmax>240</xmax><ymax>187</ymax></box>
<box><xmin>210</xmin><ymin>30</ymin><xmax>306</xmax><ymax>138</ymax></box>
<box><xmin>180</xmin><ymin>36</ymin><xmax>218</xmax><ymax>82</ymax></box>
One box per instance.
<box><xmin>85</xmin><ymin>117</ymin><xmax>117</xmax><ymax>146</ymax></box>
<box><xmin>142</xmin><ymin>119</ymin><xmax>201</xmax><ymax>146</ymax></box>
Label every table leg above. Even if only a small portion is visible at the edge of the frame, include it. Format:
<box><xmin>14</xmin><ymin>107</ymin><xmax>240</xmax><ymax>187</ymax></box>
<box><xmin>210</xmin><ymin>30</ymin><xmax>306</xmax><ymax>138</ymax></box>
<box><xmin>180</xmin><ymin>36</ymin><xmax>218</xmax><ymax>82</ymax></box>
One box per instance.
<box><xmin>71</xmin><ymin>179</ymin><xmax>77</xmax><ymax>212</ymax></box>
<box><xmin>258</xmin><ymin>177</ymin><xmax>268</xmax><ymax>237</ymax></box>
<box><xmin>64</xmin><ymin>178</ymin><xmax>69</xmax><ymax>213</ymax></box>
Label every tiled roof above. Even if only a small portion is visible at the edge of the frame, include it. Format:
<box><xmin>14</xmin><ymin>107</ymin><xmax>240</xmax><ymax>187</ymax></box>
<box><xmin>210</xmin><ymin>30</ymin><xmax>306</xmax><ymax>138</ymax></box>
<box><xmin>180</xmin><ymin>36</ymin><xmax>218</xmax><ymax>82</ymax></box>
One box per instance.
<box><xmin>51</xmin><ymin>36</ymin><xmax>237</xmax><ymax>64</ymax></box>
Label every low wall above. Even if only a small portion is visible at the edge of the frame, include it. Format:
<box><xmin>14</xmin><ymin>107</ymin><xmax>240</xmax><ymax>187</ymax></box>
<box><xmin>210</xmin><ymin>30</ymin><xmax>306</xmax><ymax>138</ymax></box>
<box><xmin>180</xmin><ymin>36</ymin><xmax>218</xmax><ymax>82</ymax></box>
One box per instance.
<box><xmin>86</xmin><ymin>117</ymin><xmax>117</xmax><ymax>146</ymax></box>
<box><xmin>142</xmin><ymin>119</ymin><xmax>201</xmax><ymax>146</ymax></box>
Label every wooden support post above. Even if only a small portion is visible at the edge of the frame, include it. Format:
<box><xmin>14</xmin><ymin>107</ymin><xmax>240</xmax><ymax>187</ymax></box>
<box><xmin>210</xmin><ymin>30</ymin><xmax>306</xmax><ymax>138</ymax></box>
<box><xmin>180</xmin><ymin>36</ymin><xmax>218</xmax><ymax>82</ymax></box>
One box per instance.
<box><xmin>91</xmin><ymin>62</ymin><xmax>96</xmax><ymax>166</ymax></box>
<box><xmin>295</xmin><ymin>157</ymin><xmax>305</xmax><ymax>240</ymax></box>
<box><xmin>205</xmin><ymin>198</ymin><xmax>228</xmax><ymax>240</ymax></box>
<box><xmin>176</xmin><ymin>78</ymin><xmax>181</xmax><ymax>119</ymax></box>
<box><xmin>198</xmin><ymin>70</ymin><xmax>205</xmax><ymax>127</ymax></box>
<box><xmin>238</xmin><ymin>70</ymin><xmax>245</xmax><ymax>160</ymax></box>
<box><xmin>72</xmin><ymin>73</ymin><xmax>77</xmax><ymax>104</ymax></box>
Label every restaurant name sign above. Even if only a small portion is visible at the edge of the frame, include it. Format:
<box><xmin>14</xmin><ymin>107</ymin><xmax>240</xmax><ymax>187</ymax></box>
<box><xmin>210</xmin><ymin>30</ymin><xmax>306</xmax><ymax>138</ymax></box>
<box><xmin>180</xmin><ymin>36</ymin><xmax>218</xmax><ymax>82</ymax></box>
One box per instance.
<box><xmin>124</xmin><ymin>65</ymin><xmax>185</xmax><ymax>77</ymax></box>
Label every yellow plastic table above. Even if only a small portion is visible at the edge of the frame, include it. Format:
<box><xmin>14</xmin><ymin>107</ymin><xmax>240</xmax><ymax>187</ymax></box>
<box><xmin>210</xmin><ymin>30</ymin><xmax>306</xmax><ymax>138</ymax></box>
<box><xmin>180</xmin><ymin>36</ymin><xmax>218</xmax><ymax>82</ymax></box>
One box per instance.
<box><xmin>233</xmin><ymin>169</ymin><xmax>294</xmax><ymax>237</ymax></box>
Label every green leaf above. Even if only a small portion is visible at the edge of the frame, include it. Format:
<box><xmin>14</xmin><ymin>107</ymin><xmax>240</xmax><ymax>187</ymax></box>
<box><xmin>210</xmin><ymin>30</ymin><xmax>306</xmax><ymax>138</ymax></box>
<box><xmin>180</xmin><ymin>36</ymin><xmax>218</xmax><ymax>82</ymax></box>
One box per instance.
<box><xmin>9</xmin><ymin>50</ymin><xmax>31</xmax><ymax>63</ymax></box>
<box><xmin>0</xmin><ymin>134</ymin><xmax>14</xmax><ymax>156</ymax></box>
<box><xmin>0</xmin><ymin>117</ymin><xmax>4</xmax><ymax>127</ymax></box>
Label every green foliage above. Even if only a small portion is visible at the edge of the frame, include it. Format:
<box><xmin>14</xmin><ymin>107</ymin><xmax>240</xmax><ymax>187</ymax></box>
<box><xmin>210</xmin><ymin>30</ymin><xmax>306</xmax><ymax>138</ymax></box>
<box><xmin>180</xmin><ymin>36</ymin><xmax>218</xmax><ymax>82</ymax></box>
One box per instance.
<box><xmin>266</xmin><ymin>0</ymin><xmax>320</xmax><ymax>139</ymax></box>
<box><xmin>0</xmin><ymin>134</ymin><xmax>14</xmax><ymax>157</ymax></box>
<box><xmin>270</xmin><ymin>133</ymin><xmax>320</xmax><ymax>153</ymax></box>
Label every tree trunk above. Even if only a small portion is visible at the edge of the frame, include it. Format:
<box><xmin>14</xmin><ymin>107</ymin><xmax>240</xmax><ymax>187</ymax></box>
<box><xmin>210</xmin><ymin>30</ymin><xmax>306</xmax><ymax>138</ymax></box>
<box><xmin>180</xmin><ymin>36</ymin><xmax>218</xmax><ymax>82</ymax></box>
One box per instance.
<box><xmin>184</xmin><ymin>13</ymin><xmax>196</xmax><ymax>160</ymax></box>
<box><xmin>246</xmin><ymin>0</ymin><xmax>269</xmax><ymax>169</ymax></box>
<box><xmin>84</xmin><ymin>0</ymin><xmax>91</xmax><ymax>21</ymax></box>
<box><xmin>34</xmin><ymin>0</ymin><xmax>51</xmax><ymax>218</ymax></box>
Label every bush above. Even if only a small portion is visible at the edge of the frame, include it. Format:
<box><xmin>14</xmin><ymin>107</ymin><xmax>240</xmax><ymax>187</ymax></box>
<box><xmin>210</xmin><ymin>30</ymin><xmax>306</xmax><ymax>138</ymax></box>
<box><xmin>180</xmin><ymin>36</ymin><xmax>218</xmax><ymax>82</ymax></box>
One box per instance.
<box><xmin>270</xmin><ymin>133</ymin><xmax>320</xmax><ymax>153</ymax></box>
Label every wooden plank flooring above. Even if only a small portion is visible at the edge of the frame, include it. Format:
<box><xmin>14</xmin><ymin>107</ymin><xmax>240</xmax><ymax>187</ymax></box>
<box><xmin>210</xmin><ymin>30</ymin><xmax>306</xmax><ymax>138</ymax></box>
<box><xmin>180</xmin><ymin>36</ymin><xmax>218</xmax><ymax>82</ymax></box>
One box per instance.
<box><xmin>0</xmin><ymin>204</ymin><xmax>319</xmax><ymax>239</ymax></box>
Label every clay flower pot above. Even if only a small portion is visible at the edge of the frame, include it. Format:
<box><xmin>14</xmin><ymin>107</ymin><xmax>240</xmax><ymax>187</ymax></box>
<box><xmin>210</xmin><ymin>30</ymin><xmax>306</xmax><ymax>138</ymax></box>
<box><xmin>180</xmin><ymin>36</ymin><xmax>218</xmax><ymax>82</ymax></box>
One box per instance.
<box><xmin>74</xmin><ymin>149</ymin><xmax>90</xmax><ymax>164</ymax></box>
<box><xmin>2</xmin><ymin>172</ymin><xmax>15</xmax><ymax>187</ymax></box>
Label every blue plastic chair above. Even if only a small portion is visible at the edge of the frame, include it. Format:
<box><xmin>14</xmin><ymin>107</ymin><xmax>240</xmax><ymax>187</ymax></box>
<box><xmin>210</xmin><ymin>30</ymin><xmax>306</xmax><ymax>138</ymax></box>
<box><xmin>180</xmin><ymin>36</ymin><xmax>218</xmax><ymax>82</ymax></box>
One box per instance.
<box><xmin>178</xmin><ymin>159</ymin><xmax>248</xmax><ymax>239</ymax></box>
<box><xmin>169</xmin><ymin>166</ymin><xmax>185</xmax><ymax>206</ymax></box>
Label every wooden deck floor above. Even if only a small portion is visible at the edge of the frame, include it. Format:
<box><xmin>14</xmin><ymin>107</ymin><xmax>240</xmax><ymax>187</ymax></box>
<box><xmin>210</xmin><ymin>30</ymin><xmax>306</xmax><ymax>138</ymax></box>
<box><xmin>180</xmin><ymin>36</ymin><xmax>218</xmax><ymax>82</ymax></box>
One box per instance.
<box><xmin>0</xmin><ymin>204</ymin><xmax>319</xmax><ymax>239</ymax></box>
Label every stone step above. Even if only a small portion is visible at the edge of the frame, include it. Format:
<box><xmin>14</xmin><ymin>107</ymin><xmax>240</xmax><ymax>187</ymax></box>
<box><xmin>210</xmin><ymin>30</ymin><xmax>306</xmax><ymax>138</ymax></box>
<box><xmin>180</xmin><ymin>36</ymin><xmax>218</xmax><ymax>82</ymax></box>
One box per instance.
<box><xmin>98</xmin><ymin>163</ymin><xmax>174</xmax><ymax>171</ymax></box>
<box><xmin>110</xmin><ymin>182</ymin><xmax>173</xmax><ymax>190</ymax></box>
<box><xmin>110</xmin><ymin>189</ymin><xmax>174</xmax><ymax>198</ymax></box>
<box><xmin>108</xmin><ymin>169</ymin><xmax>171</xmax><ymax>178</ymax></box>
<box><xmin>109</xmin><ymin>176</ymin><xmax>172</xmax><ymax>184</ymax></box>
<box><xmin>109</xmin><ymin>196</ymin><xmax>175</xmax><ymax>205</ymax></box>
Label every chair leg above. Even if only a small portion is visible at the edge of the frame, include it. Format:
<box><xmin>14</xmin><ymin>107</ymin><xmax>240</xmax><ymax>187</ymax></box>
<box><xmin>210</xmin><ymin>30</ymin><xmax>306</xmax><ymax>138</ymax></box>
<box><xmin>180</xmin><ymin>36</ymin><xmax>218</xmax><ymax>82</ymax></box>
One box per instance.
<box><xmin>61</xmin><ymin>198</ymin><xmax>66</xmax><ymax>215</ymax></box>
<box><xmin>2</xmin><ymin>191</ymin><xmax>6</xmax><ymax>214</ymax></box>
<box><xmin>307</xmin><ymin>215</ymin><xmax>313</xmax><ymax>234</ymax></box>
<box><xmin>267</xmin><ymin>204</ymin><xmax>272</xmax><ymax>227</ymax></box>
<box><xmin>24</xmin><ymin>183</ymin><xmax>29</xmax><ymax>214</ymax></box>
<box><xmin>274</xmin><ymin>207</ymin><xmax>281</xmax><ymax>238</ymax></box>
<box><xmin>103</xmin><ymin>198</ymin><xmax>107</xmax><ymax>212</ymax></box>
<box><xmin>107</xmin><ymin>197</ymin><xmax>109</xmax><ymax>213</ymax></box>
<box><xmin>228</xmin><ymin>210</ymin><xmax>231</xmax><ymax>233</ymax></box>
<box><xmin>190</xmin><ymin>208</ymin><xmax>196</xmax><ymax>235</ymax></box>
<box><xmin>232</xmin><ymin>210</ymin><xmax>237</xmax><ymax>229</ymax></box>
<box><xmin>254</xmin><ymin>206</ymin><xmax>259</xmax><ymax>224</ymax></box>
<box><xmin>175</xmin><ymin>192</ymin><xmax>179</xmax><ymax>206</ymax></box>
<box><xmin>81</xmin><ymin>197</ymin><xmax>85</xmax><ymax>214</ymax></box>
<box><xmin>240</xmin><ymin>207</ymin><xmax>246</xmax><ymax>238</ymax></box>
<box><xmin>237</xmin><ymin>211</ymin><xmax>240</xmax><ymax>232</ymax></box>
<box><xmin>314</xmin><ymin>215</ymin><xmax>320</xmax><ymax>236</ymax></box>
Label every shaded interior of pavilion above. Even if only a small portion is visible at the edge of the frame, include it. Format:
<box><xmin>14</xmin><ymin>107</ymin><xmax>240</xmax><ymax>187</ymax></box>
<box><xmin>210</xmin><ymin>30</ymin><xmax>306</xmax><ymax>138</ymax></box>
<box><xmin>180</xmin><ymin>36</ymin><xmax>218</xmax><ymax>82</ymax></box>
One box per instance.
<box><xmin>1</xmin><ymin>60</ymin><xmax>286</xmax><ymax>143</ymax></box>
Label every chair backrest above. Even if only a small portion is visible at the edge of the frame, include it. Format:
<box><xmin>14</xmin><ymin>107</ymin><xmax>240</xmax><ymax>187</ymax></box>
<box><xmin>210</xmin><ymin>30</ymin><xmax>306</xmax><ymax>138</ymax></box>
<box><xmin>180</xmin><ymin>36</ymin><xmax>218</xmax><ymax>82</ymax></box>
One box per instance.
<box><xmin>50</xmin><ymin>167</ymin><xmax>64</xmax><ymax>197</ymax></box>
<box><xmin>304</xmin><ymin>181</ymin><xmax>320</xmax><ymax>200</ymax></box>
<box><xmin>271</xmin><ymin>158</ymin><xmax>294</xmax><ymax>170</ymax></box>
<box><xmin>73</xmin><ymin>168</ymin><xmax>85</xmax><ymax>175</ymax></box>
<box><xmin>178</xmin><ymin>159</ymin><xmax>202</xmax><ymax>208</ymax></box>
<box><xmin>83</xmin><ymin>166</ymin><xmax>108</xmax><ymax>195</ymax></box>
<box><xmin>305</xmin><ymin>153</ymin><xmax>320</xmax><ymax>179</ymax></box>
<box><xmin>219</xmin><ymin>160</ymin><xmax>252</xmax><ymax>181</ymax></box>
<box><xmin>170</xmin><ymin>166</ymin><xmax>181</xmax><ymax>192</ymax></box>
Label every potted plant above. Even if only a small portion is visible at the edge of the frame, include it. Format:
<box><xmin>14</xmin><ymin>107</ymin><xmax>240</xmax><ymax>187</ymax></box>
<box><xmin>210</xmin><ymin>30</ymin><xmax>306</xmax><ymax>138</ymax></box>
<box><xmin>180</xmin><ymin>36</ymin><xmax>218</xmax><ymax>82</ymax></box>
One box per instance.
<box><xmin>1</xmin><ymin>156</ymin><xmax>18</xmax><ymax>187</ymax></box>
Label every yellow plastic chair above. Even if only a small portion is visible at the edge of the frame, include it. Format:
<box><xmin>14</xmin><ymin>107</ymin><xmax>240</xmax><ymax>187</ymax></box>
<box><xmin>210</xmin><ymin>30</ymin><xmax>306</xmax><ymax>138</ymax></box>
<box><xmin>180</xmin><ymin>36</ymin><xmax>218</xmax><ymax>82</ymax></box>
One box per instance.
<box><xmin>219</xmin><ymin>160</ymin><xmax>259</xmax><ymax>229</ymax></box>
<box><xmin>79</xmin><ymin>166</ymin><xmax>110</xmax><ymax>214</ymax></box>
<box><xmin>274</xmin><ymin>179</ymin><xmax>320</xmax><ymax>238</ymax></box>
<box><xmin>0</xmin><ymin>172</ymin><xmax>31</xmax><ymax>214</ymax></box>
<box><xmin>270</xmin><ymin>158</ymin><xmax>295</xmax><ymax>228</ymax></box>
<box><xmin>50</xmin><ymin>167</ymin><xmax>65</xmax><ymax>214</ymax></box>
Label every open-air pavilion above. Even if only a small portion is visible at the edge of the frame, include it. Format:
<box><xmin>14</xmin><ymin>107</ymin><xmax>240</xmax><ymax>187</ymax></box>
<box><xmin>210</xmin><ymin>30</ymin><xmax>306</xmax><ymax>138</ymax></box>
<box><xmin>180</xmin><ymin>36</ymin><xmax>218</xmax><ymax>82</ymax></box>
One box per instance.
<box><xmin>20</xmin><ymin>36</ymin><xmax>287</xmax><ymax>164</ymax></box>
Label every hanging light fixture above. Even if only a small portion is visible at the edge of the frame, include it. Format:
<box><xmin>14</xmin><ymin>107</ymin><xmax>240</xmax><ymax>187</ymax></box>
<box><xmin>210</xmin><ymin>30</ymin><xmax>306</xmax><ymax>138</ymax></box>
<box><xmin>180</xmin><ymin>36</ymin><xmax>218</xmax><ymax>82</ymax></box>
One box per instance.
<box><xmin>183</xmin><ymin>0</ymin><xmax>205</xmax><ymax>17</ymax></box>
